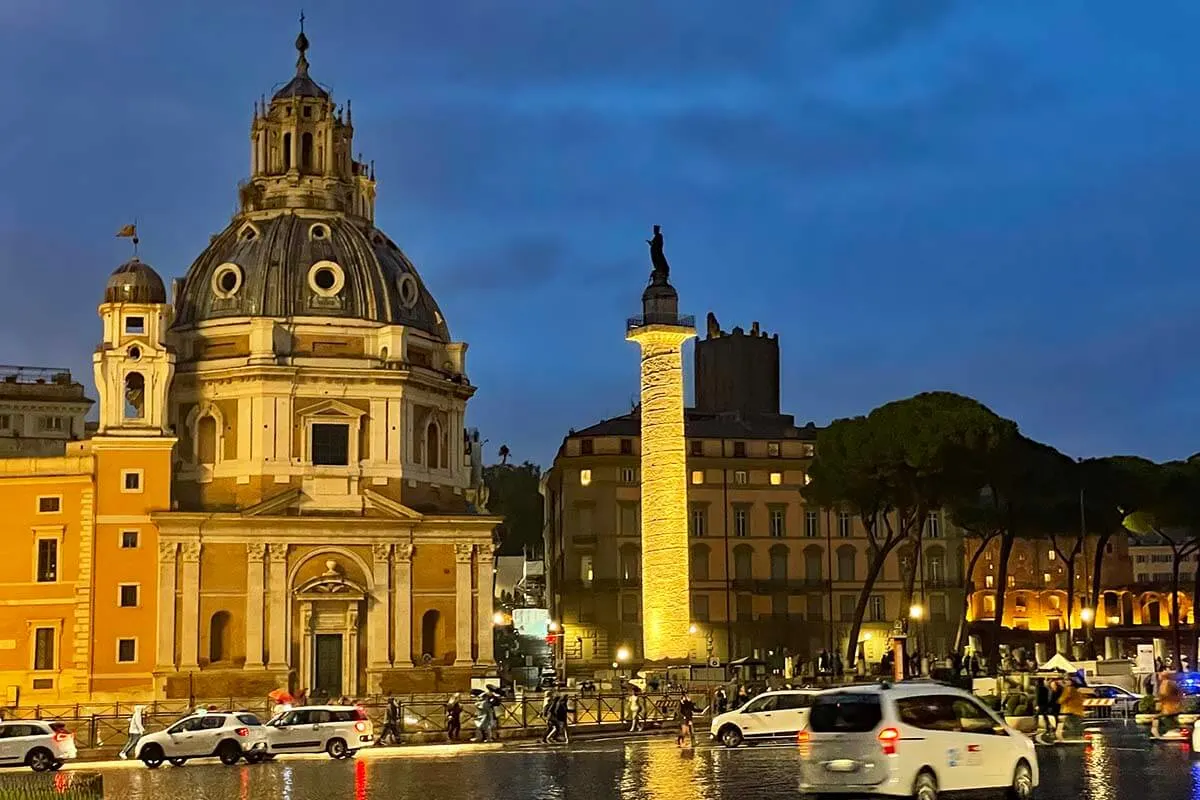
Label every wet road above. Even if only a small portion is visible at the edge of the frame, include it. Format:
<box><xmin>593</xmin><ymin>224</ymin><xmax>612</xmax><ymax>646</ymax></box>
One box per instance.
<box><xmin>64</xmin><ymin>725</ymin><xmax>1200</xmax><ymax>799</ymax></box>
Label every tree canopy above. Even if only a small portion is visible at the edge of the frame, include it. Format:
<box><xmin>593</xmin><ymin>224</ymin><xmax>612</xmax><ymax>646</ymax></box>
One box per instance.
<box><xmin>485</xmin><ymin>461</ymin><xmax>544</xmax><ymax>557</ymax></box>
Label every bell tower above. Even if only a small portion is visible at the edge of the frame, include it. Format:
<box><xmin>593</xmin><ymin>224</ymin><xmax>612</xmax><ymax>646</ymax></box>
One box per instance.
<box><xmin>93</xmin><ymin>257</ymin><xmax>175</xmax><ymax>435</ymax></box>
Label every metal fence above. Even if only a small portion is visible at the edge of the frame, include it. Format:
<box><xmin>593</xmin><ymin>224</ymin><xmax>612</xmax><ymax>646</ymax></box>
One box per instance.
<box><xmin>0</xmin><ymin>692</ymin><xmax>714</xmax><ymax>750</ymax></box>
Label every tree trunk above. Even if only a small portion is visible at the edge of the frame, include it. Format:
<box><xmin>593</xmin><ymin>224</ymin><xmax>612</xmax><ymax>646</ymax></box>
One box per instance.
<box><xmin>1172</xmin><ymin>550</ymin><xmax>1183</xmax><ymax>667</ymax></box>
<box><xmin>1192</xmin><ymin>553</ymin><xmax>1200</xmax><ymax>669</ymax></box>
<box><xmin>843</xmin><ymin>542</ymin><xmax>898</xmax><ymax>669</ymax></box>
<box><xmin>955</xmin><ymin>534</ymin><xmax>994</xmax><ymax>653</ymax></box>
<box><xmin>1065</xmin><ymin>560</ymin><xmax>1076</xmax><ymax>643</ymax></box>
<box><xmin>898</xmin><ymin>525</ymin><xmax>925</xmax><ymax>633</ymax></box>
<box><xmin>1090</xmin><ymin>530</ymin><xmax>1112</xmax><ymax>644</ymax></box>
<box><xmin>986</xmin><ymin>526</ymin><xmax>1016</xmax><ymax>675</ymax></box>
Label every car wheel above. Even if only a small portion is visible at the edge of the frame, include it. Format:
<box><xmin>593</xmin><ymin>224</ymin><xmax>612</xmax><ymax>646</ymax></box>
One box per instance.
<box><xmin>244</xmin><ymin>752</ymin><xmax>264</xmax><ymax>764</ymax></box>
<box><xmin>27</xmin><ymin>748</ymin><xmax>54</xmax><ymax>772</ymax></box>
<box><xmin>718</xmin><ymin>726</ymin><xmax>743</xmax><ymax>748</ymax></box>
<box><xmin>1009</xmin><ymin>760</ymin><xmax>1034</xmax><ymax>800</ymax></box>
<box><xmin>217</xmin><ymin>741</ymin><xmax>242</xmax><ymax>766</ymax></box>
<box><xmin>913</xmin><ymin>770</ymin><xmax>938</xmax><ymax>800</ymax></box>
<box><xmin>49</xmin><ymin>761</ymin><xmax>63</xmax><ymax>772</ymax></box>
<box><xmin>141</xmin><ymin>745</ymin><xmax>165</xmax><ymax>769</ymax></box>
<box><xmin>168</xmin><ymin>757</ymin><xmax>188</xmax><ymax>767</ymax></box>
<box><xmin>326</xmin><ymin>738</ymin><xmax>348</xmax><ymax>759</ymax></box>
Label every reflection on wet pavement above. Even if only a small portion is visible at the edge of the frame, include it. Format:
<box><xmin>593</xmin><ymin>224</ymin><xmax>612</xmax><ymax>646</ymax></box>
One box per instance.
<box><xmin>95</xmin><ymin>727</ymin><xmax>1199</xmax><ymax>800</ymax></box>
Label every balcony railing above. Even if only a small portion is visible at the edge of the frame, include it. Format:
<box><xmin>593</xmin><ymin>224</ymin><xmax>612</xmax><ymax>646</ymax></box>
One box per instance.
<box><xmin>626</xmin><ymin>313</ymin><xmax>696</xmax><ymax>333</ymax></box>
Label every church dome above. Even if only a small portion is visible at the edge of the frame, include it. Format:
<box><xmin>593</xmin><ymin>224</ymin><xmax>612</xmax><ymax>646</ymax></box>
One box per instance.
<box><xmin>172</xmin><ymin>214</ymin><xmax>451</xmax><ymax>340</ymax></box>
<box><xmin>105</xmin><ymin>257</ymin><xmax>167</xmax><ymax>304</ymax></box>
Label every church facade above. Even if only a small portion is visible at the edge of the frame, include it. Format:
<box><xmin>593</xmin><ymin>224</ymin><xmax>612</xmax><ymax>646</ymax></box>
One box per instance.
<box><xmin>0</xmin><ymin>29</ymin><xmax>499</xmax><ymax>704</ymax></box>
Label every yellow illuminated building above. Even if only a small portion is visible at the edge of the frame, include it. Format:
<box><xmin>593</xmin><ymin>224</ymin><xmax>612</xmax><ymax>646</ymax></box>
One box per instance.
<box><xmin>0</xmin><ymin>27</ymin><xmax>499</xmax><ymax>706</ymax></box>
<box><xmin>626</xmin><ymin>239</ymin><xmax>695</xmax><ymax>662</ymax></box>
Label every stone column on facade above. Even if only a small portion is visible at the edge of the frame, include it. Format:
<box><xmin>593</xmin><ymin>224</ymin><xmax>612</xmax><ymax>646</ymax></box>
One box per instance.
<box><xmin>367</xmin><ymin>544</ymin><xmax>391</xmax><ymax>691</ymax></box>
<box><xmin>392</xmin><ymin>544</ymin><xmax>413</xmax><ymax>666</ymax></box>
<box><xmin>267</xmin><ymin>544</ymin><xmax>290</xmax><ymax>671</ymax></box>
<box><xmin>156</xmin><ymin>541</ymin><xmax>178</xmax><ymax>671</ymax></box>
<box><xmin>475</xmin><ymin>542</ymin><xmax>496</xmax><ymax>666</ymax></box>
<box><xmin>179</xmin><ymin>542</ymin><xmax>202</xmax><ymax>670</ymax></box>
<box><xmin>454</xmin><ymin>543</ymin><xmax>475</xmax><ymax>666</ymax></box>
<box><xmin>245</xmin><ymin>543</ymin><xmax>267</xmax><ymax>669</ymax></box>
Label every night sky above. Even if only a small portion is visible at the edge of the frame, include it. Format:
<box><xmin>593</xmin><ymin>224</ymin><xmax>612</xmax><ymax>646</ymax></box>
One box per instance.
<box><xmin>4</xmin><ymin>1</ymin><xmax>1200</xmax><ymax>467</ymax></box>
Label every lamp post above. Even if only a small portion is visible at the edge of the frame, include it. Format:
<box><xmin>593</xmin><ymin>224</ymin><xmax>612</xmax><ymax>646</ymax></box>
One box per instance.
<box><xmin>909</xmin><ymin>604</ymin><xmax>925</xmax><ymax>676</ymax></box>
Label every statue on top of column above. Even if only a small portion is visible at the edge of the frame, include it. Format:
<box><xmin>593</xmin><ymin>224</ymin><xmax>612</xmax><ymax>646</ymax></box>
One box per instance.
<box><xmin>647</xmin><ymin>224</ymin><xmax>670</xmax><ymax>283</ymax></box>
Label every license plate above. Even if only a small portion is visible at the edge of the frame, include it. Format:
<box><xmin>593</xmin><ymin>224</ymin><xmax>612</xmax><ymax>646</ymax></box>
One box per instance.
<box><xmin>824</xmin><ymin>759</ymin><xmax>860</xmax><ymax>773</ymax></box>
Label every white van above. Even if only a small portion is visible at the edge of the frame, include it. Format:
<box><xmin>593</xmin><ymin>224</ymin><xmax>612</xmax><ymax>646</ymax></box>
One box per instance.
<box><xmin>709</xmin><ymin>689</ymin><xmax>818</xmax><ymax>747</ymax></box>
<box><xmin>799</xmin><ymin>683</ymin><xmax>1038</xmax><ymax>800</ymax></box>
<box><xmin>264</xmin><ymin>705</ymin><xmax>374</xmax><ymax>759</ymax></box>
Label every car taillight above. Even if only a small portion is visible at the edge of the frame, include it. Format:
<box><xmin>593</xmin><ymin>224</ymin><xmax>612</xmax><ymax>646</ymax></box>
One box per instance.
<box><xmin>354</xmin><ymin>721</ymin><xmax>367</xmax><ymax>733</ymax></box>
<box><xmin>355</xmin><ymin>707</ymin><xmax>368</xmax><ymax>721</ymax></box>
<box><xmin>235</xmin><ymin>727</ymin><xmax>250</xmax><ymax>737</ymax></box>
<box><xmin>52</xmin><ymin>731</ymin><xmax>71</xmax><ymax>743</ymax></box>
<box><xmin>878</xmin><ymin>727</ymin><xmax>900</xmax><ymax>756</ymax></box>
<box><xmin>797</xmin><ymin>729</ymin><xmax>810</xmax><ymax>757</ymax></box>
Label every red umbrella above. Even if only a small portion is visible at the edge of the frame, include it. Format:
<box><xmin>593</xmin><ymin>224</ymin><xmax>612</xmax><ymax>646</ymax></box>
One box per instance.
<box><xmin>268</xmin><ymin>689</ymin><xmax>294</xmax><ymax>703</ymax></box>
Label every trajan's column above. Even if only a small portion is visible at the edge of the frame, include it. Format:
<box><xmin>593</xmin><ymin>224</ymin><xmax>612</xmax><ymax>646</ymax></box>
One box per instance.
<box><xmin>626</xmin><ymin>225</ymin><xmax>696</xmax><ymax>661</ymax></box>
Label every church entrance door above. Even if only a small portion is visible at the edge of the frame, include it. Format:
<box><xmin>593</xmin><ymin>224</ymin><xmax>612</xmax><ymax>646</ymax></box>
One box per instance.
<box><xmin>314</xmin><ymin>634</ymin><xmax>343</xmax><ymax>696</ymax></box>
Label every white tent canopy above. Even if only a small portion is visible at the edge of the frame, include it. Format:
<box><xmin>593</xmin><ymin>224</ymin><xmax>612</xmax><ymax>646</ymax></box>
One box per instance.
<box><xmin>1038</xmin><ymin>653</ymin><xmax>1078</xmax><ymax>673</ymax></box>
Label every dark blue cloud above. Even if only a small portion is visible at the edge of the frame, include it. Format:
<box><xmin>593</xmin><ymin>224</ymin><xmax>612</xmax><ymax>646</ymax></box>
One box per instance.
<box><xmin>3</xmin><ymin>0</ymin><xmax>1200</xmax><ymax>467</ymax></box>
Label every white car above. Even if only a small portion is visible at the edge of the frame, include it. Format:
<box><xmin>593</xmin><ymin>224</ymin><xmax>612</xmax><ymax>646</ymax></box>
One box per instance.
<box><xmin>710</xmin><ymin>689</ymin><xmax>818</xmax><ymax>747</ymax></box>
<box><xmin>135</xmin><ymin>711</ymin><xmax>268</xmax><ymax>768</ymax></box>
<box><xmin>799</xmin><ymin>683</ymin><xmax>1039</xmax><ymax>800</ymax></box>
<box><xmin>0</xmin><ymin>720</ymin><xmax>77</xmax><ymax>772</ymax></box>
<box><xmin>264</xmin><ymin>705</ymin><xmax>374</xmax><ymax>759</ymax></box>
<box><xmin>1088</xmin><ymin>684</ymin><xmax>1143</xmax><ymax>714</ymax></box>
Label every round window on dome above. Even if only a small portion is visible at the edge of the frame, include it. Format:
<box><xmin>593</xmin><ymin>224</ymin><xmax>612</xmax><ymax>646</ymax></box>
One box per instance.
<box><xmin>307</xmin><ymin>260</ymin><xmax>345</xmax><ymax>297</ymax></box>
<box><xmin>397</xmin><ymin>273</ymin><xmax>419</xmax><ymax>308</ymax></box>
<box><xmin>309</xmin><ymin>223</ymin><xmax>331</xmax><ymax>241</ymax></box>
<box><xmin>211</xmin><ymin>263</ymin><xmax>243</xmax><ymax>299</ymax></box>
<box><xmin>128</xmin><ymin>346</ymin><xmax>142</xmax><ymax>361</ymax></box>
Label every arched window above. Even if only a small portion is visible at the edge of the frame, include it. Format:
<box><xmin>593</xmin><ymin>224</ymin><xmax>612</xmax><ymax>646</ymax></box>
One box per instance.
<box><xmin>733</xmin><ymin>545</ymin><xmax>753</xmax><ymax>581</ymax></box>
<box><xmin>283</xmin><ymin>132</ymin><xmax>292</xmax><ymax>170</ymax></box>
<box><xmin>769</xmin><ymin>545</ymin><xmax>789</xmax><ymax>581</ymax></box>
<box><xmin>426</xmin><ymin>421</ymin><xmax>441</xmax><ymax>469</ymax></box>
<box><xmin>619</xmin><ymin>544</ymin><xmax>640</xmax><ymax>584</ymax></box>
<box><xmin>209</xmin><ymin>611</ymin><xmax>232</xmax><ymax>663</ymax></box>
<box><xmin>124</xmin><ymin>372</ymin><xmax>145</xmax><ymax>420</ymax></box>
<box><xmin>691</xmin><ymin>544</ymin><xmax>710</xmax><ymax>581</ymax></box>
<box><xmin>301</xmin><ymin>132</ymin><xmax>314</xmax><ymax>171</ymax></box>
<box><xmin>803</xmin><ymin>545</ymin><xmax>823</xmax><ymax>582</ymax></box>
<box><xmin>421</xmin><ymin>609</ymin><xmax>440</xmax><ymax>661</ymax></box>
<box><xmin>837</xmin><ymin>545</ymin><xmax>856</xmax><ymax>582</ymax></box>
<box><xmin>197</xmin><ymin>414</ymin><xmax>217</xmax><ymax>465</ymax></box>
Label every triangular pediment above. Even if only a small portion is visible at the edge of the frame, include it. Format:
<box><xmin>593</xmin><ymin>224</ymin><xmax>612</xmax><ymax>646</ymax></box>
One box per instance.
<box><xmin>241</xmin><ymin>488</ymin><xmax>303</xmax><ymax>517</ymax></box>
<box><xmin>363</xmin><ymin>488</ymin><xmax>422</xmax><ymax>519</ymax></box>
<box><xmin>300</xmin><ymin>399</ymin><xmax>365</xmax><ymax>419</ymax></box>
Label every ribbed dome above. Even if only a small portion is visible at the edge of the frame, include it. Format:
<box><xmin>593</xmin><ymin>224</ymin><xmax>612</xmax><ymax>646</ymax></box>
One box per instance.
<box><xmin>172</xmin><ymin>214</ymin><xmax>450</xmax><ymax>339</ymax></box>
<box><xmin>105</xmin><ymin>258</ymin><xmax>167</xmax><ymax>304</ymax></box>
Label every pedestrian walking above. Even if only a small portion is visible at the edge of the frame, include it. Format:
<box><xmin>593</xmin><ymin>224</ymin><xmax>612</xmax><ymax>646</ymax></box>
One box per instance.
<box><xmin>676</xmin><ymin>693</ymin><xmax>697</xmax><ymax>749</ymax></box>
<box><xmin>541</xmin><ymin>690</ymin><xmax>557</xmax><ymax>743</ymax></box>
<box><xmin>714</xmin><ymin>687</ymin><xmax>728</xmax><ymax>714</ymax></box>
<box><xmin>119</xmin><ymin>705</ymin><xmax>145</xmax><ymax>760</ymax></box>
<box><xmin>627</xmin><ymin>689</ymin><xmax>643</xmax><ymax>732</ymax></box>
<box><xmin>1035</xmin><ymin>679</ymin><xmax>1055</xmax><ymax>735</ymax></box>
<box><xmin>552</xmin><ymin>694</ymin><xmax>570</xmax><ymax>744</ymax></box>
<box><xmin>446</xmin><ymin>694</ymin><xmax>463</xmax><ymax>741</ymax></box>
<box><xmin>377</xmin><ymin>697</ymin><xmax>401</xmax><ymax>746</ymax></box>
<box><xmin>472</xmin><ymin>691</ymin><xmax>493</xmax><ymax>742</ymax></box>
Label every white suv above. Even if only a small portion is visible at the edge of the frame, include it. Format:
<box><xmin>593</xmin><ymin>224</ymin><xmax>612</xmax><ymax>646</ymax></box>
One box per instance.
<box><xmin>0</xmin><ymin>720</ymin><xmax>77</xmax><ymax>772</ymax></box>
<box><xmin>264</xmin><ymin>705</ymin><xmax>374</xmax><ymax>759</ymax></box>
<box><xmin>799</xmin><ymin>683</ymin><xmax>1038</xmax><ymax>800</ymax></box>
<box><xmin>710</xmin><ymin>689</ymin><xmax>818</xmax><ymax>747</ymax></box>
<box><xmin>135</xmin><ymin>711</ymin><xmax>268</xmax><ymax>768</ymax></box>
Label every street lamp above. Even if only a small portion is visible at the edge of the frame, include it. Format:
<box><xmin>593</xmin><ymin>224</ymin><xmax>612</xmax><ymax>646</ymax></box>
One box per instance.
<box><xmin>688</xmin><ymin>623</ymin><xmax>698</xmax><ymax>635</ymax></box>
<box><xmin>548</xmin><ymin>621</ymin><xmax>560</xmax><ymax>633</ymax></box>
<box><xmin>1080</xmin><ymin>607</ymin><xmax>1094</xmax><ymax>624</ymax></box>
<box><xmin>493</xmin><ymin>611</ymin><xmax>507</xmax><ymax>626</ymax></box>
<box><xmin>616</xmin><ymin>645</ymin><xmax>631</xmax><ymax>663</ymax></box>
<box><xmin>909</xmin><ymin>604</ymin><xmax>924</xmax><ymax>620</ymax></box>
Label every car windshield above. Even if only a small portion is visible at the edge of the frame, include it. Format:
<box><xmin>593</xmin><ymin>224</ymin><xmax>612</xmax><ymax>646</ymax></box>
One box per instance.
<box><xmin>808</xmin><ymin>693</ymin><xmax>883</xmax><ymax>733</ymax></box>
<box><xmin>237</xmin><ymin>713</ymin><xmax>262</xmax><ymax>726</ymax></box>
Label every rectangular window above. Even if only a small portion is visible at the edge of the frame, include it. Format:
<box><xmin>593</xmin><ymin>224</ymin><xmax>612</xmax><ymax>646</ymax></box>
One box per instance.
<box><xmin>733</xmin><ymin>441</ymin><xmax>746</xmax><ymax>458</ymax></box>
<box><xmin>768</xmin><ymin>442</ymin><xmax>781</xmax><ymax>457</ymax></box>
<box><xmin>733</xmin><ymin>506</ymin><xmax>749</xmax><ymax>537</ymax></box>
<box><xmin>691</xmin><ymin>470</ymin><xmax>704</xmax><ymax>485</ymax></box>
<box><xmin>690</xmin><ymin>440</ymin><xmax>703</xmax><ymax>457</ymax></box>
<box><xmin>119</xmin><ymin>584</ymin><xmax>139</xmax><ymax>608</ymax></box>
<box><xmin>693</xmin><ymin>594</ymin><xmax>710</xmax><ymax>622</ymax></box>
<box><xmin>736</xmin><ymin>594</ymin><xmax>753</xmax><ymax>621</ymax></box>
<box><xmin>773</xmin><ymin>593</ymin><xmax>789</xmax><ymax>619</ymax></box>
<box><xmin>769</xmin><ymin>508</ymin><xmax>786</xmax><ymax>538</ymax></box>
<box><xmin>122</xmin><ymin>470</ymin><xmax>143</xmax><ymax>492</ymax></box>
<box><xmin>580</xmin><ymin>439</ymin><xmax>594</xmax><ymax>455</ymax></box>
<box><xmin>925</xmin><ymin>511</ymin><xmax>941</xmax><ymax>538</ymax></box>
<box><xmin>124</xmin><ymin>316</ymin><xmax>145</xmax><ymax>334</ymax></box>
<box><xmin>985</xmin><ymin>575</ymin><xmax>995</xmax><ymax>588</ymax></box>
<box><xmin>868</xmin><ymin>595</ymin><xmax>885</xmax><ymax>622</ymax></box>
<box><xmin>33</xmin><ymin>628</ymin><xmax>55</xmax><ymax>671</ymax></box>
<box><xmin>839</xmin><ymin>594</ymin><xmax>856</xmax><ymax>622</ymax></box>
<box><xmin>690</xmin><ymin>505</ymin><xmax>707</xmax><ymax>537</ymax></box>
<box><xmin>804</xmin><ymin>510</ymin><xmax>819</xmax><ymax>538</ymax></box>
<box><xmin>620</xmin><ymin>467</ymin><xmax>637</xmax><ymax>484</ymax></box>
<box><xmin>38</xmin><ymin>416</ymin><xmax>64</xmax><ymax>433</ymax></box>
<box><xmin>621</xmin><ymin>594</ymin><xmax>638</xmax><ymax>623</ymax></box>
<box><xmin>619</xmin><ymin>503</ymin><xmax>639</xmax><ymax>537</ymax></box>
<box><xmin>770</xmin><ymin>472</ymin><xmax>782</xmax><ymax>486</ymax></box>
<box><xmin>837</xmin><ymin>511</ymin><xmax>852</xmax><ymax>538</ymax></box>
<box><xmin>311</xmin><ymin>423</ymin><xmax>350</xmax><ymax>466</ymax></box>
<box><xmin>117</xmin><ymin>638</ymin><xmax>137</xmax><ymax>664</ymax></box>
<box><xmin>579</xmin><ymin>469</ymin><xmax>592</xmax><ymax>486</ymax></box>
<box><xmin>619</xmin><ymin>438</ymin><xmax>632</xmax><ymax>455</ymax></box>
<box><xmin>1048</xmin><ymin>550</ymin><xmax>1056</xmax><ymax>561</ymax></box>
<box><xmin>38</xmin><ymin>496</ymin><xmax>61</xmax><ymax>514</ymax></box>
<box><xmin>801</xmin><ymin>443</ymin><xmax>815</xmax><ymax>457</ymax></box>
<box><xmin>36</xmin><ymin>539</ymin><xmax>58</xmax><ymax>582</ymax></box>
<box><xmin>121</xmin><ymin>530</ymin><xmax>139</xmax><ymax>549</ymax></box>
<box><xmin>733</xmin><ymin>470</ymin><xmax>748</xmax><ymax>485</ymax></box>
<box><xmin>0</xmin><ymin>414</ymin><xmax>9</xmax><ymax>429</ymax></box>
<box><xmin>580</xmin><ymin>555</ymin><xmax>593</xmax><ymax>586</ymax></box>
<box><xmin>806</xmin><ymin>594</ymin><xmax>823</xmax><ymax>621</ymax></box>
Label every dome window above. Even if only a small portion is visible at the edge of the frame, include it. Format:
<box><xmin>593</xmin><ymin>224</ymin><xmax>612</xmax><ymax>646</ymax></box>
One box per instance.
<box><xmin>237</xmin><ymin>222</ymin><xmax>259</xmax><ymax>241</ymax></box>
<box><xmin>397</xmin><ymin>273</ymin><xmax>419</xmax><ymax>308</ymax></box>
<box><xmin>307</xmin><ymin>260</ymin><xmax>345</xmax><ymax>297</ymax></box>
<box><xmin>211</xmin><ymin>263</ymin><xmax>243</xmax><ymax>299</ymax></box>
<box><xmin>309</xmin><ymin>222</ymin><xmax>331</xmax><ymax>241</ymax></box>
<box><xmin>128</xmin><ymin>346</ymin><xmax>142</xmax><ymax>362</ymax></box>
